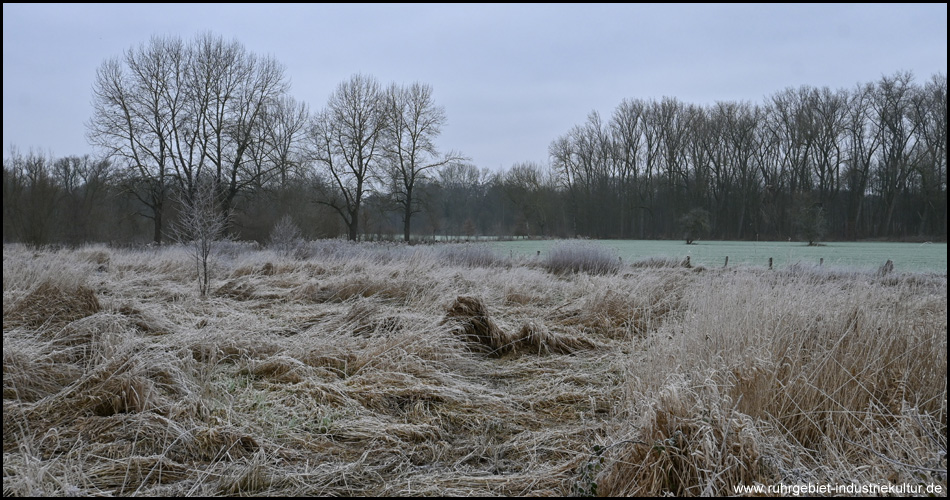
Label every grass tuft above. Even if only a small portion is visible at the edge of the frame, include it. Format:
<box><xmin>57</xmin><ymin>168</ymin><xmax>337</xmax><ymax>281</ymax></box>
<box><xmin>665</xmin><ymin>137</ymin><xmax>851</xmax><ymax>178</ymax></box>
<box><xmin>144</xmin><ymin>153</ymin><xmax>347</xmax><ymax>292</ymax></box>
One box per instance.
<box><xmin>4</xmin><ymin>281</ymin><xmax>100</xmax><ymax>328</ymax></box>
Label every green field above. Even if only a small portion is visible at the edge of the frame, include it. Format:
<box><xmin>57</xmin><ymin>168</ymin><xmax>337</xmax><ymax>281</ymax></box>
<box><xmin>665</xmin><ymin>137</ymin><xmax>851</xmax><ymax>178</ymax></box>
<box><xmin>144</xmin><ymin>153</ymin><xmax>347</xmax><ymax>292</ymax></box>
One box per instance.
<box><xmin>490</xmin><ymin>239</ymin><xmax>948</xmax><ymax>273</ymax></box>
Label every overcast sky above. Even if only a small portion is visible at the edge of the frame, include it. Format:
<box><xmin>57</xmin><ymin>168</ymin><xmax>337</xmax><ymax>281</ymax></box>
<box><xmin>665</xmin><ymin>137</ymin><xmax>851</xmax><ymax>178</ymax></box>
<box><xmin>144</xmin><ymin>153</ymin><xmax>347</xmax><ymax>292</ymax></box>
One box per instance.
<box><xmin>3</xmin><ymin>3</ymin><xmax>947</xmax><ymax>171</ymax></box>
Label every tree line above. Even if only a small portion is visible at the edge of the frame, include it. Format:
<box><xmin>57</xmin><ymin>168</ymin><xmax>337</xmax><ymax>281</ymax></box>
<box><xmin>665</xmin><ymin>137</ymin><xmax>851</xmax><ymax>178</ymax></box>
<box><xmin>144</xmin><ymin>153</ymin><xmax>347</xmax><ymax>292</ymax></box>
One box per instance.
<box><xmin>3</xmin><ymin>33</ymin><xmax>946</xmax><ymax>246</ymax></box>
<box><xmin>550</xmin><ymin>72</ymin><xmax>946</xmax><ymax>241</ymax></box>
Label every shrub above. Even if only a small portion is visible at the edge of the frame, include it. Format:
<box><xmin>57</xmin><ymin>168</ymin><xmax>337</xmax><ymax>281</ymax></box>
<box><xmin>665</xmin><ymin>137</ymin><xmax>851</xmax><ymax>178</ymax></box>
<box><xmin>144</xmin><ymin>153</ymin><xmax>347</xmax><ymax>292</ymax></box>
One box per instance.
<box><xmin>679</xmin><ymin>208</ymin><xmax>711</xmax><ymax>245</ymax></box>
<box><xmin>268</xmin><ymin>215</ymin><xmax>304</xmax><ymax>258</ymax></box>
<box><xmin>544</xmin><ymin>241</ymin><xmax>621</xmax><ymax>275</ymax></box>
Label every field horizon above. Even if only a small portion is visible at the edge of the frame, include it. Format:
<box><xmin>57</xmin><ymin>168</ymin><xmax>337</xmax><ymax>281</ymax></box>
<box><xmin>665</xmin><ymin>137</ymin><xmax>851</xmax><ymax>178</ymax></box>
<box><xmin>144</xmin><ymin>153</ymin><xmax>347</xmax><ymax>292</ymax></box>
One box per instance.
<box><xmin>3</xmin><ymin>241</ymin><xmax>947</xmax><ymax>496</ymax></box>
<box><xmin>488</xmin><ymin>239</ymin><xmax>947</xmax><ymax>274</ymax></box>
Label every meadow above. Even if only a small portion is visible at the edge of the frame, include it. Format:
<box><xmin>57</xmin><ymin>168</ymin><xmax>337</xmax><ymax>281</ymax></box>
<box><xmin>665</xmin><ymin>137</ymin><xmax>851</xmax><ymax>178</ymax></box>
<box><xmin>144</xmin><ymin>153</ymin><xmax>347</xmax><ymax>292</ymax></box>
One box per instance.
<box><xmin>3</xmin><ymin>240</ymin><xmax>947</xmax><ymax>496</ymax></box>
<box><xmin>491</xmin><ymin>239</ymin><xmax>948</xmax><ymax>274</ymax></box>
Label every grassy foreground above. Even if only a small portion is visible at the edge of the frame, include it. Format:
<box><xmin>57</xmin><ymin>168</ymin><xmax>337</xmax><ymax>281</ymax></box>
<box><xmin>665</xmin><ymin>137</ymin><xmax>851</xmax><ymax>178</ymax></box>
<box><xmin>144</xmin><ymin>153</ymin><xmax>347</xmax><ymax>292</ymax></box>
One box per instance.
<box><xmin>3</xmin><ymin>241</ymin><xmax>946</xmax><ymax>496</ymax></box>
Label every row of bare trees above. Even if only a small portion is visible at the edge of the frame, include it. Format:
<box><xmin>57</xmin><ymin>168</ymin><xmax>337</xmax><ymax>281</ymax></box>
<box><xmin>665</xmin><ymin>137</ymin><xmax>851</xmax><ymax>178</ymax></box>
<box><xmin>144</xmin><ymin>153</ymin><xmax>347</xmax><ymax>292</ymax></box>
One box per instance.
<box><xmin>87</xmin><ymin>33</ymin><xmax>295</xmax><ymax>243</ymax></box>
<box><xmin>310</xmin><ymin>74</ymin><xmax>465</xmax><ymax>241</ymax></box>
<box><xmin>2</xmin><ymin>149</ymin><xmax>135</xmax><ymax>246</ymax></box>
<box><xmin>550</xmin><ymin>71</ymin><xmax>946</xmax><ymax>240</ymax></box>
<box><xmin>0</xmin><ymin>146</ymin><xmax>495</xmax><ymax>246</ymax></box>
<box><xmin>2</xmin><ymin>31</ymin><xmax>945</xmax><ymax>246</ymax></box>
<box><xmin>83</xmin><ymin>33</ymin><xmax>464</xmax><ymax>244</ymax></box>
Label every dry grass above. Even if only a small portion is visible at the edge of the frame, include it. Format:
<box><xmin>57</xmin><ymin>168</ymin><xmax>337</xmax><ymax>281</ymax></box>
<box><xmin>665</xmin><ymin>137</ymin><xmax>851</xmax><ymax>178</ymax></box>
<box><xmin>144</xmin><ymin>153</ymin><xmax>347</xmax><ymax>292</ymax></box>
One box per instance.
<box><xmin>4</xmin><ymin>281</ymin><xmax>100</xmax><ymax>329</ymax></box>
<box><xmin>3</xmin><ymin>242</ymin><xmax>946</xmax><ymax>496</ymax></box>
<box><xmin>443</xmin><ymin>296</ymin><xmax>598</xmax><ymax>357</ymax></box>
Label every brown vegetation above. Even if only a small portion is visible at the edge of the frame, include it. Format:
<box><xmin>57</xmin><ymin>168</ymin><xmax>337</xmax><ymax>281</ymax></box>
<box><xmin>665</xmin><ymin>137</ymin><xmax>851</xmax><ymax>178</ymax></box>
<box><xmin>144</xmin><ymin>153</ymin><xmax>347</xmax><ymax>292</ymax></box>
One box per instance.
<box><xmin>3</xmin><ymin>242</ymin><xmax>947</xmax><ymax>496</ymax></box>
<box><xmin>443</xmin><ymin>296</ymin><xmax>598</xmax><ymax>357</ymax></box>
<box><xmin>4</xmin><ymin>281</ymin><xmax>100</xmax><ymax>329</ymax></box>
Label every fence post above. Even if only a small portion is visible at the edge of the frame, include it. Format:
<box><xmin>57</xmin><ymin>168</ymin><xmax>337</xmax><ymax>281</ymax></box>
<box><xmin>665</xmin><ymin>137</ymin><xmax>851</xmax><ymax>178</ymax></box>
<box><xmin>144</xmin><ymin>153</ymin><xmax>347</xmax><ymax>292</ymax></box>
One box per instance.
<box><xmin>724</xmin><ymin>256</ymin><xmax>729</xmax><ymax>268</ymax></box>
<box><xmin>768</xmin><ymin>257</ymin><xmax>773</xmax><ymax>270</ymax></box>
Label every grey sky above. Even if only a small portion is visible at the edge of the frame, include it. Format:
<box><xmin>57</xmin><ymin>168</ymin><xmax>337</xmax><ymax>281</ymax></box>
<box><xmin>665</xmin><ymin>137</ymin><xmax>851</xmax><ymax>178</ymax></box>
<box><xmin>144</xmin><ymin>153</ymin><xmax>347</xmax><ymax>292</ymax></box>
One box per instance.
<box><xmin>3</xmin><ymin>3</ymin><xmax>947</xmax><ymax>171</ymax></box>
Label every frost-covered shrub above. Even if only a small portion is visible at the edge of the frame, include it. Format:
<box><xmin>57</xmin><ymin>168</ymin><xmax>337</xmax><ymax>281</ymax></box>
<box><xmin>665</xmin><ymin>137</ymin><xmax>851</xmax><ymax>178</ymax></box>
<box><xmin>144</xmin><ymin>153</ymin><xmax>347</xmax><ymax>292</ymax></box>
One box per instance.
<box><xmin>545</xmin><ymin>241</ymin><xmax>621</xmax><ymax>275</ymax></box>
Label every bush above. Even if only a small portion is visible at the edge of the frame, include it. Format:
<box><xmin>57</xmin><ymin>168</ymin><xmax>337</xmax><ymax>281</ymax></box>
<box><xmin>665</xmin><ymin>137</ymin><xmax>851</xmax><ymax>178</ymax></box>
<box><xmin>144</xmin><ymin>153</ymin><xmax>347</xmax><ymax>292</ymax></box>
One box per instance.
<box><xmin>679</xmin><ymin>208</ymin><xmax>711</xmax><ymax>245</ymax></box>
<box><xmin>544</xmin><ymin>241</ymin><xmax>621</xmax><ymax>275</ymax></box>
<box><xmin>268</xmin><ymin>215</ymin><xmax>304</xmax><ymax>258</ymax></box>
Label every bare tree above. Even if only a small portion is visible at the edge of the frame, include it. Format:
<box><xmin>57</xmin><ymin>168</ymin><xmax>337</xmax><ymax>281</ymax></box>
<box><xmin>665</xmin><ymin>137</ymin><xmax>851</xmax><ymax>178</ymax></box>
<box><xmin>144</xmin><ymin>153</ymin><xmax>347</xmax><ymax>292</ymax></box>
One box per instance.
<box><xmin>503</xmin><ymin>162</ymin><xmax>554</xmax><ymax>237</ymax></box>
<box><xmin>88</xmin><ymin>33</ymin><xmax>291</xmax><ymax>242</ymax></box>
<box><xmin>382</xmin><ymin>82</ymin><xmax>465</xmax><ymax>242</ymax></box>
<box><xmin>53</xmin><ymin>155</ymin><xmax>114</xmax><ymax>244</ymax></box>
<box><xmin>609</xmin><ymin>98</ymin><xmax>647</xmax><ymax>238</ymax></box>
<box><xmin>2</xmin><ymin>147</ymin><xmax>59</xmax><ymax>246</ymax></box>
<box><xmin>550</xmin><ymin>113</ymin><xmax>609</xmax><ymax>237</ymax></box>
<box><xmin>252</xmin><ymin>95</ymin><xmax>310</xmax><ymax>189</ymax></box>
<box><xmin>910</xmin><ymin>73</ymin><xmax>947</xmax><ymax>236</ymax></box>
<box><xmin>842</xmin><ymin>81</ymin><xmax>881</xmax><ymax>238</ymax></box>
<box><xmin>171</xmin><ymin>175</ymin><xmax>231</xmax><ymax>297</ymax></box>
<box><xmin>720</xmin><ymin>100</ymin><xmax>762</xmax><ymax>239</ymax></box>
<box><xmin>871</xmin><ymin>71</ymin><xmax>920</xmax><ymax>236</ymax></box>
<box><xmin>88</xmin><ymin>36</ymin><xmax>187</xmax><ymax>243</ymax></box>
<box><xmin>549</xmin><ymin>133</ymin><xmax>582</xmax><ymax>236</ymax></box>
<box><xmin>434</xmin><ymin>162</ymin><xmax>492</xmax><ymax>238</ymax></box>
<box><xmin>806</xmin><ymin>87</ymin><xmax>847</xmax><ymax>209</ymax></box>
<box><xmin>308</xmin><ymin>74</ymin><xmax>388</xmax><ymax>241</ymax></box>
<box><xmin>767</xmin><ymin>86</ymin><xmax>817</xmax><ymax>197</ymax></box>
<box><xmin>192</xmin><ymin>33</ymin><xmax>290</xmax><ymax>230</ymax></box>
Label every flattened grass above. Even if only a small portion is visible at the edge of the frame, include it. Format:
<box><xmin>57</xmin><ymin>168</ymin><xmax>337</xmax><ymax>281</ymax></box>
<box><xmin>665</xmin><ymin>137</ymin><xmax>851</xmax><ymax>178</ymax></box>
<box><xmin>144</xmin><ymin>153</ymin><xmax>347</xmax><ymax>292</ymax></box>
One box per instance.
<box><xmin>3</xmin><ymin>242</ymin><xmax>946</xmax><ymax>496</ymax></box>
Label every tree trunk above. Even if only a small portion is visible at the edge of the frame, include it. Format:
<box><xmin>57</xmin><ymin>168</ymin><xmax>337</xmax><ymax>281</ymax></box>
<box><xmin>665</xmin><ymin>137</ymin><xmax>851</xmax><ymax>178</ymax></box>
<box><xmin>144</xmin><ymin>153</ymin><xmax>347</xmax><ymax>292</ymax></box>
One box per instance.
<box><xmin>883</xmin><ymin>194</ymin><xmax>898</xmax><ymax>237</ymax></box>
<box><xmin>348</xmin><ymin>206</ymin><xmax>360</xmax><ymax>241</ymax></box>
<box><xmin>403</xmin><ymin>203</ymin><xmax>412</xmax><ymax>243</ymax></box>
<box><xmin>403</xmin><ymin>186</ymin><xmax>414</xmax><ymax>242</ymax></box>
<box><xmin>153</xmin><ymin>208</ymin><xmax>163</xmax><ymax>244</ymax></box>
